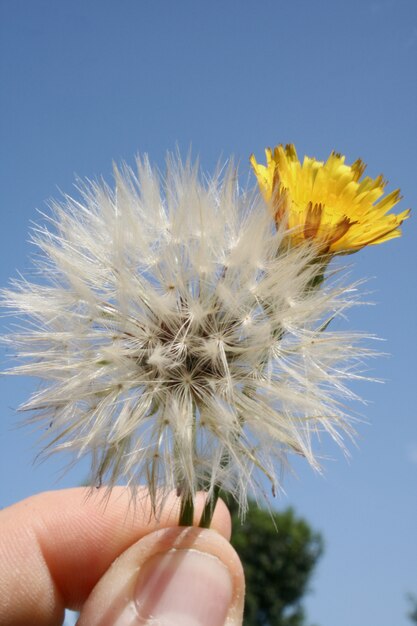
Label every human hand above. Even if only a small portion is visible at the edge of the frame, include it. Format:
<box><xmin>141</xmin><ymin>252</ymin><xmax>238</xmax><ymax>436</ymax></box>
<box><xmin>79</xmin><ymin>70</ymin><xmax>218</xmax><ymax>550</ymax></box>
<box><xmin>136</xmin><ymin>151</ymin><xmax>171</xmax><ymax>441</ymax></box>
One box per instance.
<box><xmin>0</xmin><ymin>488</ymin><xmax>244</xmax><ymax>625</ymax></box>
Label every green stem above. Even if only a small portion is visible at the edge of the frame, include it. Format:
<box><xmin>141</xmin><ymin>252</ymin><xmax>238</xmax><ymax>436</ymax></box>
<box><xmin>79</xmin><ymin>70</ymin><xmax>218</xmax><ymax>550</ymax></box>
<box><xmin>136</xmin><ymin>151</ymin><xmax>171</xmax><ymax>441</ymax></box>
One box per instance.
<box><xmin>179</xmin><ymin>493</ymin><xmax>194</xmax><ymax>526</ymax></box>
<box><xmin>198</xmin><ymin>485</ymin><xmax>221</xmax><ymax>528</ymax></box>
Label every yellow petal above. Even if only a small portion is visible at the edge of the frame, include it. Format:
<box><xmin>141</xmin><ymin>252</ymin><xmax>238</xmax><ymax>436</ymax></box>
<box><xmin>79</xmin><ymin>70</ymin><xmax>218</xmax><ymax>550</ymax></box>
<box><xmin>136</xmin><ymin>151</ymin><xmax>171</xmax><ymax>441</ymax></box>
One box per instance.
<box><xmin>251</xmin><ymin>144</ymin><xmax>411</xmax><ymax>255</ymax></box>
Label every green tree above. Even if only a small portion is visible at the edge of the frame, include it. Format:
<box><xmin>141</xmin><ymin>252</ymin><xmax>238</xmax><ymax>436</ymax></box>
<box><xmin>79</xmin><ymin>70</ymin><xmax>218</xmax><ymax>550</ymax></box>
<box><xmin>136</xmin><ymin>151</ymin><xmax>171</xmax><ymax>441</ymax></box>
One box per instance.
<box><xmin>407</xmin><ymin>594</ymin><xmax>417</xmax><ymax>624</ymax></box>
<box><xmin>228</xmin><ymin>498</ymin><xmax>323</xmax><ymax>626</ymax></box>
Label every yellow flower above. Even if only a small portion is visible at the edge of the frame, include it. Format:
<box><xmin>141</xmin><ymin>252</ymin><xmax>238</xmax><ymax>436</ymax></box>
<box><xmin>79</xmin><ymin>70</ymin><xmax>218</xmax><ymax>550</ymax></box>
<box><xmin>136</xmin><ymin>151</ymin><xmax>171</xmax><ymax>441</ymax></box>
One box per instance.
<box><xmin>250</xmin><ymin>144</ymin><xmax>410</xmax><ymax>254</ymax></box>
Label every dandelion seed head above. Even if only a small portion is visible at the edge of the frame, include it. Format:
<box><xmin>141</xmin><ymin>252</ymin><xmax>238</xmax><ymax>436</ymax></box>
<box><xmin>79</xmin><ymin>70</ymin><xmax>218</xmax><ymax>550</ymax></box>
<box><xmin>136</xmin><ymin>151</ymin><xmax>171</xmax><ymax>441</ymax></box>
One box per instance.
<box><xmin>1</xmin><ymin>155</ymin><xmax>370</xmax><ymax>514</ymax></box>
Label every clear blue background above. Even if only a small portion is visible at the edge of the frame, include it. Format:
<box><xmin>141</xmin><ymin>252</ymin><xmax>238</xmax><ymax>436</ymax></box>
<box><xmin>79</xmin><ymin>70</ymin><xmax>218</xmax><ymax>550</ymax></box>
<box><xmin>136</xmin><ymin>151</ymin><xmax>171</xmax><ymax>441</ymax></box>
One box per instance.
<box><xmin>1</xmin><ymin>1</ymin><xmax>416</xmax><ymax>625</ymax></box>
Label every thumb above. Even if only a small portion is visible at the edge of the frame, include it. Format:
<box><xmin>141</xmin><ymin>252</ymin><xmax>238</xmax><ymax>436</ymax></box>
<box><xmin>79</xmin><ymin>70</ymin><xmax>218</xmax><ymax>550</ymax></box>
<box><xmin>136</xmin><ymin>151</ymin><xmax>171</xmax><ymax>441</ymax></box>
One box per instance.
<box><xmin>77</xmin><ymin>526</ymin><xmax>245</xmax><ymax>626</ymax></box>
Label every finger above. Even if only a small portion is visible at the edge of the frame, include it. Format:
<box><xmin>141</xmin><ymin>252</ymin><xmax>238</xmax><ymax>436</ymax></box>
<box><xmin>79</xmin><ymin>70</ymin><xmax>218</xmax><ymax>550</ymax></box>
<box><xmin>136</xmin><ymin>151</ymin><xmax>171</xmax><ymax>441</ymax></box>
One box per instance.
<box><xmin>78</xmin><ymin>526</ymin><xmax>245</xmax><ymax>626</ymax></box>
<box><xmin>0</xmin><ymin>487</ymin><xmax>231</xmax><ymax>626</ymax></box>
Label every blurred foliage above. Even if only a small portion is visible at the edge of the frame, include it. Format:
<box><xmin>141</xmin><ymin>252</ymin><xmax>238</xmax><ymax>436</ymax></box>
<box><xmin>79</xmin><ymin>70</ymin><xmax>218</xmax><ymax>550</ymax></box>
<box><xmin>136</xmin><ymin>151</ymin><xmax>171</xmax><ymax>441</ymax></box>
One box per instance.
<box><xmin>227</xmin><ymin>497</ymin><xmax>323</xmax><ymax>626</ymax></box>
<box><xmin>407</xmin><ymin>594</ymin><xmax>417</xmax><ymax>624</ymax></box>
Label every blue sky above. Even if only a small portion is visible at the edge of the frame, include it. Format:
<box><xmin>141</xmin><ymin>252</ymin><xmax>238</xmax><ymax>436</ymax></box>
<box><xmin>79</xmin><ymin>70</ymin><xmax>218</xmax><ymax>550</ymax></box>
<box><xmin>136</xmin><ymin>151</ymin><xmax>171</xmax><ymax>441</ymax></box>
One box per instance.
<box><xmin>0</xmin><ymin>1</ymin><xmax>416</xmax><ymax>625</ymax></box>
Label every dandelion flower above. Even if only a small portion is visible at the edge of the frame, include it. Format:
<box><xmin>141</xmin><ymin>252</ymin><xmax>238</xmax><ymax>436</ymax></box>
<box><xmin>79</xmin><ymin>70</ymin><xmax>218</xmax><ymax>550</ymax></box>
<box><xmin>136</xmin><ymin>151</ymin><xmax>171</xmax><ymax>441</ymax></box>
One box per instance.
<box><xmin>250</xmin><ymin>144</ymin><xmax>410</xmax><ymax>254</ymax></box>
<box><xmin>2</xmin><ymin>156</ymin><xmax>370</xmax><ymax>519</ymax></box>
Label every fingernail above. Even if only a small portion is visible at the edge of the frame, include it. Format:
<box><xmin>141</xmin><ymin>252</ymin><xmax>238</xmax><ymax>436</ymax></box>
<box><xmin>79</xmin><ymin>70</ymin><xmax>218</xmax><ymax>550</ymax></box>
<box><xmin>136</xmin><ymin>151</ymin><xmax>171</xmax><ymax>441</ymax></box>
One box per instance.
<box><xmin>132</xmin><ymin>548</ymin><xmax>233</xmax><ymax>626</ymax></box>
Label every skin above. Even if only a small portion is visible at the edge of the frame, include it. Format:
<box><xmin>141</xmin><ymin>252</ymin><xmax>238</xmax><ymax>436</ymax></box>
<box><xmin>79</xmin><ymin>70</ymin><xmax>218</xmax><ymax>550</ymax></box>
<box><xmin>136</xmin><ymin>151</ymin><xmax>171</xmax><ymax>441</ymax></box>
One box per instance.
<box><xmin>0</xmin><ymin>488</ymin><xmax>245</xmax><ymax>626</ymax></box>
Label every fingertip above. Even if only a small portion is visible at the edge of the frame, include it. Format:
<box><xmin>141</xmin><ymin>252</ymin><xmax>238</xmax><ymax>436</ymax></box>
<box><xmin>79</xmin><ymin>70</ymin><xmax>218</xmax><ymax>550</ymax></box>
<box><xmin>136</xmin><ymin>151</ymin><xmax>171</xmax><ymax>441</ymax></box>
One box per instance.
<box><xmin>0</xmin><ymin>487</ymin><xmax>233</xmax><ymax>623</ymax></box>
<box><xmin>78</xmin><ymin>526</ymin><xmax>244</xmax><ymax>626</ymax></box>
